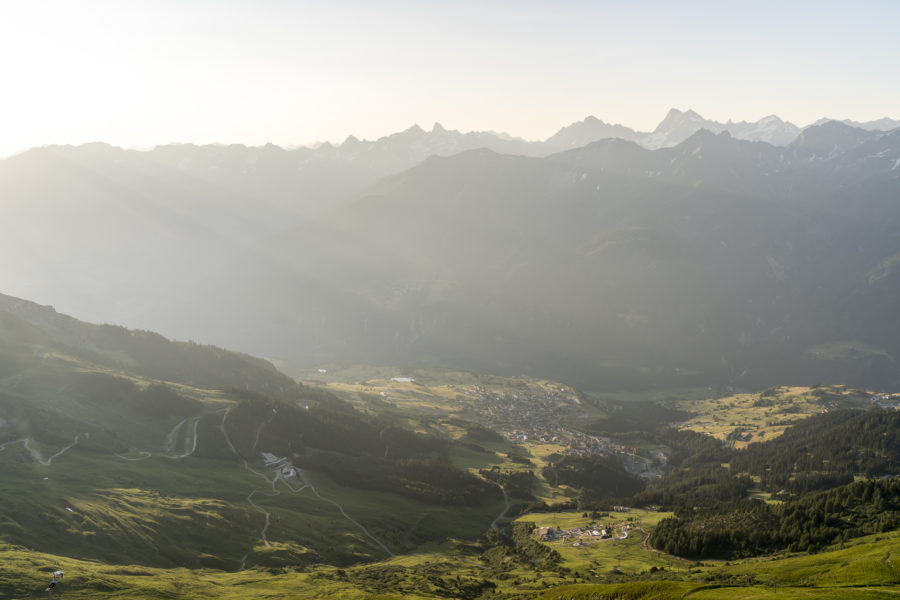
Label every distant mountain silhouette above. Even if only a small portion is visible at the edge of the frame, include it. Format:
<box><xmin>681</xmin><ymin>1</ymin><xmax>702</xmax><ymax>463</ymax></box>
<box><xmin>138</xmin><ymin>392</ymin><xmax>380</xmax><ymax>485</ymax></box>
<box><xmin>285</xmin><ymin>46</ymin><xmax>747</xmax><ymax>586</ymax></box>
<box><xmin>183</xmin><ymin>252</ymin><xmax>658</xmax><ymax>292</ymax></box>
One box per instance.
<box><xmin>543</xmin><ymin>116</ymin><xmax>645</xmax><ymax>151</ymax></box>
<box><xmin>640</xmin><ymin>109</ymin><xmax>802</xmax><ymax>148</ymax></box>
<box><xmin>814</xmin><ymin>116</ymin><xmax>900</xmax><ymax>131</ymax></box>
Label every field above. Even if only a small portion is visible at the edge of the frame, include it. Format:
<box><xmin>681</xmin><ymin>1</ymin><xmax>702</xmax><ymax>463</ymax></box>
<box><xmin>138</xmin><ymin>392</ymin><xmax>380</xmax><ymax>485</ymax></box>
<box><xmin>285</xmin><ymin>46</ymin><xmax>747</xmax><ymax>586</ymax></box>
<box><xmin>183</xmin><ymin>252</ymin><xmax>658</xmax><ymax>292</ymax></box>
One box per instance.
<box><xmin>515</xmin><ymin>509</ymin><xmax>686</xmax><ymax>577</ymax></box>
<box><xmin>671</xmin><ymin>385</ymin><xmax>869</xmax><ymax>448</ymax></box>
<box><xmin>534</xmin><ymin>531</ymin><xmax>900</xmax><ymax>599</ymax></box>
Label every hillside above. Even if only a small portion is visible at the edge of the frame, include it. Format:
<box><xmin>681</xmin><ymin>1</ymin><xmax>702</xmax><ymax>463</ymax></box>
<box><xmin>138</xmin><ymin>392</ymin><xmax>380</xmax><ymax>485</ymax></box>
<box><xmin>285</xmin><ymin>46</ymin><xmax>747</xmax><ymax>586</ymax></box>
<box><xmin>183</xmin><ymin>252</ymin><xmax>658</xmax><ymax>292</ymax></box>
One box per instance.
<box><xmin>0</xmin><ymin>294</ymin><xmax>513</xmax><ymax>570</ymax></box>
<box><xmin>3</xmin><ymin>529</ymin><xmax>898</xmax><ymax>599</ymax></box>
<box><xmin>2</xmin><ymin>295</ymin><xmax>900</xmax><ymax>598</ymax></box>
<box><xmin>0</xmin><ymin>292</ymin><xmax>297</xmax><ymax>395</ymax></box>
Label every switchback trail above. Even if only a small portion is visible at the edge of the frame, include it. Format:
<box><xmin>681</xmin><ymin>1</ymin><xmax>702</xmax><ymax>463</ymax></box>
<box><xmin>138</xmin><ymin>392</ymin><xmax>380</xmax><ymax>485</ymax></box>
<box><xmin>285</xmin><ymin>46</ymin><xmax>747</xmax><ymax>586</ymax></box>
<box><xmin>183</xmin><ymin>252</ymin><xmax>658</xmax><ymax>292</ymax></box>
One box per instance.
<box><xmin>1</xmin><ymin>435</ymin><xmax>81</xmax><ymax>466</ymax></box>
<box><xmin>218</xmin><ymin>408</ymin><xmax>395</xmax><ymax>568</ymax></box>
<box><xmin>114</xmin><ymin>451</ymin><xmax>152</xmax><ymax>461</ymax></box>
<box><xmin>164</xmin><ymin>417</ymin><xmax>200</xmax><ymax>459</ymax></box>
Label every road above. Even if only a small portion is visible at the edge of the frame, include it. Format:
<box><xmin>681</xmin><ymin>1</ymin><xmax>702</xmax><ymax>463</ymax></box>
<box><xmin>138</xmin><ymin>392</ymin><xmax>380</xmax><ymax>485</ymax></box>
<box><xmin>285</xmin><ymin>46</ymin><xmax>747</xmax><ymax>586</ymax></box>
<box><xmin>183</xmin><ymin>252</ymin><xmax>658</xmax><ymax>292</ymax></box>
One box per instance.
<box><xmin>217</xmin><ymin>408</ymin><xmax>395</xmax><ymax>567</ymax></box>
<box><xmin>1</xmin><ymin>435</ymin><xmax>81</xmax><ymax>466</ymax></box>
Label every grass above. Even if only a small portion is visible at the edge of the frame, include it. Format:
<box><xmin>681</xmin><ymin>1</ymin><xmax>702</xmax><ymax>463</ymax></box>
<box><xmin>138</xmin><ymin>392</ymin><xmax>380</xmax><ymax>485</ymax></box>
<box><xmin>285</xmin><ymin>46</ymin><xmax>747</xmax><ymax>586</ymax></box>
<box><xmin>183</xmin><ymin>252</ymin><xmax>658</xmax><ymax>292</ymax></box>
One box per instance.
<box><xmin>1</xmin><ymin>510</ymin><xmax>899</xmax><ymax>599</ymax></box>
<box><xmin>515</xmin><ymin>509</ymin><xmax>686</xmax><ymax>577</ymax></box>
<box><xmin>671</xmin><ymin>385</ymin><xmax>867</xmax><ymax>448</ymax></box>
<box><xmin>709</xmin><ymin>531</ymin><xmax>900</xmax><ymax>588</ymax></box>
<box><xmin>534</xmin><ymin>532</ymin><xmax>900</xmax><ymax>599</ymax></box>
<box><xmin>0</xmin><ymin>430</ymin><xmax>509</xmax><ymax>571</ymax></box>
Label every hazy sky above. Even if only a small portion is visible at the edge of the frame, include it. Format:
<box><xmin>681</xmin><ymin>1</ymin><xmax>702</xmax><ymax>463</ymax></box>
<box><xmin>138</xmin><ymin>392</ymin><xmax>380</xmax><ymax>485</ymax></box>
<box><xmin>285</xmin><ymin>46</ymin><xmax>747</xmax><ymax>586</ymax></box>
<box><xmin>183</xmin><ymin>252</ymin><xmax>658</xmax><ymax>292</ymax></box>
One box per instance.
<box><xmin>1</xmin><ymin>0</ymin><xmax>899</xmax><ymax>157</ymax></box>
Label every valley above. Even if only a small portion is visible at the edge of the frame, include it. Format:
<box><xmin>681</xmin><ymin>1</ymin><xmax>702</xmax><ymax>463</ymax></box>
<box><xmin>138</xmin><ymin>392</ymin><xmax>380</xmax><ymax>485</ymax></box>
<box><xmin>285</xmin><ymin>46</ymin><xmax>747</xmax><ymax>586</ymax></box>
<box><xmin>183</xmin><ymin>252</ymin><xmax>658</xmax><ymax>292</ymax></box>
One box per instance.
<box><xmin>5</xmin><ymin>2</ymin><xmax>900</xmax><ymax>597</ymax></box>
<box><xmin>2</xmin><ymin>295</ymin><xmax>898</xmax><ymax>598</ymax></box>
<box><xmin>3</xmin><ymin>105</ymin><xmax>900</xmax><ymax>599</ymax></box>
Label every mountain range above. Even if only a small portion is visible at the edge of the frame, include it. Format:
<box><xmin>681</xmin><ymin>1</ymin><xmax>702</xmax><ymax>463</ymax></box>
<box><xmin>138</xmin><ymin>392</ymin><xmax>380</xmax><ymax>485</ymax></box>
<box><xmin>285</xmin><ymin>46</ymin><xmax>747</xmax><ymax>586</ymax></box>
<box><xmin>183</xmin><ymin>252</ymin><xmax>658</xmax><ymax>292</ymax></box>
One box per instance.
<box><xmin>265</xmin><ymin>121</ymin><xmax>900</xmax><ymax>389</ymax></box>
<box><xmin>304</xmin><ymin>109</ymin><xmax>899</xmax><ymax>162</ymax></box>
<box><xmin>2</xmin><ymin>113</ymin><xmax>900</xmax><ymax>390</ymax></box>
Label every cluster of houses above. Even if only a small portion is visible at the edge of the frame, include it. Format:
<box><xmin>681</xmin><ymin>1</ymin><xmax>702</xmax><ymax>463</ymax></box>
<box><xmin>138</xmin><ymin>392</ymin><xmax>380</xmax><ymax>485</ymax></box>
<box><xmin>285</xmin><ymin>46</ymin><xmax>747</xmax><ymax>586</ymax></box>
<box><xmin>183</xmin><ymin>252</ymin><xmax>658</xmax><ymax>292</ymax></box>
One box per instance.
<box><xmin>449</xmin><ymin>382</ymin><xmax>669</xmax><ymax>478</ymax></box>
<box><xmin>458</xmin><ymin>383</ymin><xmax>586</xmax><ymax>443</ymax></box>
<box><xmin>871</xmin><ymin>394</ymin><xmax>900</xmax><ymax>410</ymax></box>
<box><xmin>536</xmin><ymin>523</ymin><xmax>631</xmax><ymax>544</ymax></box>
<box><xmin>563</xmin><ymin>430</ymin><xmax>616</xmax><ymax>457</ymax></box>
<box><xmin>261</xmin><ymin>451</ymin><xmax>300</xmax><ymax>480</ymax></box>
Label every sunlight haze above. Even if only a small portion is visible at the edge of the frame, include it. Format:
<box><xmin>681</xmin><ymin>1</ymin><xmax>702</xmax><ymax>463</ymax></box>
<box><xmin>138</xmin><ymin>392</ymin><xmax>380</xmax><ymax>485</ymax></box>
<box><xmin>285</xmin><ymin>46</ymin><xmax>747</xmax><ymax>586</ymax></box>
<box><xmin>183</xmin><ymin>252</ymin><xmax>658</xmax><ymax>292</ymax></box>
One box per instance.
<box><xmin>5</xmin><ymin>2</ymin><xmax>900</xmax><ymax>596</ymax></box>
<box><xmin>1</xmin><ymin>0</ymin><xmax>898</xmax><ymax>157</ymax></box>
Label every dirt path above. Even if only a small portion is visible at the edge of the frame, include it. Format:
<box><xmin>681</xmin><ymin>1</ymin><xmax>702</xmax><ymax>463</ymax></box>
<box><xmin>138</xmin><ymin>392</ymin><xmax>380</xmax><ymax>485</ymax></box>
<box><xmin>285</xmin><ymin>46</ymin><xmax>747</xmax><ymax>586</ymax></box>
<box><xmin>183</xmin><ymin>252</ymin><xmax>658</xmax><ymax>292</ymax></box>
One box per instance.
<box><xmin>165</xmin><ymin>417</ymin><xmax>200</xmax><ymax>459</ymax></box>
<box><xmin>301</xmin><ymin>471</ymin><xmax>395</xmax><ymax>557</ymax></box>
<box><xmin>116</xmin><ymin>411</ymin><xmax>205</xmax><ymax>462</ymax></box>
<box><xmin>639</xmin><ymin>527</ymin><xmax>650</xmax><ymax>550</ymax></box>
<box><xmin>638</xmin><ymin>527</ymin><xmax>694</xmax><ymax>563</ymax></box>
<box><xmin>490</xmin><ymin>486</ymin><xmax>510</xmax><ymax>529</ymax></box>
<box><xmin>218</xmin><ymin>408</ymin><xmax>395</xmax><ymax>566</ymax></box>
<box><xmin>114</xmin><ymin>451</ymin><xmax>152</xmax><ymax>461</ymax></box>
<box><xmin>163</xmin><ymin>418</ymin><xmax>188</xmax><ymax>453</ymax></box>
<box><xmin>1</xmin><ymin>435</ymin><xmax>80</xmax><ymax>466</ymax></box>
<box><xmin>0</xmin><ymin>437</ymin><xmax>26</xmax><ymax>452</ymax></box>
<box><xmin>217</xmin><ymin>408</ymin><xmax>238</xmax><ymax>454</ymax></box>
<box><xmin>246</xmin><ymin>489</ymin><xmax>274</xmax><ymax>547</ymax></box>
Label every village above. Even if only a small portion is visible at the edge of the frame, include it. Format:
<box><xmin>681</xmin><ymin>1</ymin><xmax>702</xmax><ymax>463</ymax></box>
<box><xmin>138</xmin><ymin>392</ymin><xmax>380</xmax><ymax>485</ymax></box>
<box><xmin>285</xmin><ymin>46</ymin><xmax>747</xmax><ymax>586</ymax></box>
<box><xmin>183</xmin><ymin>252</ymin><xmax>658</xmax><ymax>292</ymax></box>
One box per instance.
<box><xmin>871</xmin><ymin>393</ymin><xmax>900</xmax><ymax>411</ymax></box>
<box><xmin>537</xmin><ymin>520</ymin><xmax>633</xmax><ymax>546</ymax></box>
<box><xmin>457</xmin><ymin>383</ymin><xmax>587</xmax><ymax>443</ymax></box>
<box><xmin>452</xmin><ymin>383</ymin><xmax>668</xmax><ymax>479</ymax></box>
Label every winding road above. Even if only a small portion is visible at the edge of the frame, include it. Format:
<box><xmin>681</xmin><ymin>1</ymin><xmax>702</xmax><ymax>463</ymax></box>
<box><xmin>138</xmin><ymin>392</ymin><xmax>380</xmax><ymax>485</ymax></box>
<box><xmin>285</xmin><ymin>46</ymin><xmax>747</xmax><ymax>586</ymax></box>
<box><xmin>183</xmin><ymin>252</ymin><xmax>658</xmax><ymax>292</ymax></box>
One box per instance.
<box><xmin>217</xmin><ymin>408</ymin><xmax>395</xmax><ymax>567</ymax></box>
<box><xmin>0</xmin><ymin>435</ymin><xmax>81</xmax><ymax>466</ymax></box>
<box><xmin>164</xmin><ymin>417</ymin><xmax>201</xmax><ymax>459</ymax></box>
<box><xmin>1</xmin><ymin>408</ymin><xmax>397</xmax><ymax>569</ymax></box>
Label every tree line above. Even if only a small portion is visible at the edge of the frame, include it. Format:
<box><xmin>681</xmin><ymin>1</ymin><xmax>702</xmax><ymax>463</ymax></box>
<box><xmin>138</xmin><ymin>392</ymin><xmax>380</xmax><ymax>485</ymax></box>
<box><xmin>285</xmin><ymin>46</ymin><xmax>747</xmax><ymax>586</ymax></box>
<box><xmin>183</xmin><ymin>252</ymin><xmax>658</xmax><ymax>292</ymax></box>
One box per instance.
<box><xmin>650</xmin><ymin>477</ymin><xmax>900</xmax><ymax>558</ymax></box>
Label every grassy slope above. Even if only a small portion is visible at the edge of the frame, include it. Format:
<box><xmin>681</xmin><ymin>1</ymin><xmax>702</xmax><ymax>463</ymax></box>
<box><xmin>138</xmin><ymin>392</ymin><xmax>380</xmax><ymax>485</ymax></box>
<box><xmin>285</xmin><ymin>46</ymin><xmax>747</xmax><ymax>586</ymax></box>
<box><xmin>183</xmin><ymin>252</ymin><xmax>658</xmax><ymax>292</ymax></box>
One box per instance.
<box><xmin>2</xmin><ymin>529</ymin><xmax>898</xmax><ymax>599</ymax></box>
<box><xmin>670</xmin><ymin>385</ymin><xmax>869</xmax><ymax>448</ymax></box>
<box><xmin>536</xmin><ymin>531</ymin><xmax>900</xmax><ymax>599</ymax></box>
<box><xmin>0</xmin><ymin>413</ymin><xmax>508</xmax><ymax>569</ymax></box>
<box><xmin>515</xmin><ymin>509</ymin><xmax>683</xmax><ymax>577</ymax></box>
<box><xmin>0</xmin><ymin>304</ymin><xmax>513</xmax><ymax>572</ymax></box>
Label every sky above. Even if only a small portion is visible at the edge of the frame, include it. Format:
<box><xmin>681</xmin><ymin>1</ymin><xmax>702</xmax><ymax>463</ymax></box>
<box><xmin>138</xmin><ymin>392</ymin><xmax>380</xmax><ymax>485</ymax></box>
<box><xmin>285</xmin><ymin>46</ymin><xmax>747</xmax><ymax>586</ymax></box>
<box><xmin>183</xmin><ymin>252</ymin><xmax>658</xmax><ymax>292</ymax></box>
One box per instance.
<box><xmin>1</xmin><ymin>0</ymin><xmax>899</xmax><ymax>157</ymax></box>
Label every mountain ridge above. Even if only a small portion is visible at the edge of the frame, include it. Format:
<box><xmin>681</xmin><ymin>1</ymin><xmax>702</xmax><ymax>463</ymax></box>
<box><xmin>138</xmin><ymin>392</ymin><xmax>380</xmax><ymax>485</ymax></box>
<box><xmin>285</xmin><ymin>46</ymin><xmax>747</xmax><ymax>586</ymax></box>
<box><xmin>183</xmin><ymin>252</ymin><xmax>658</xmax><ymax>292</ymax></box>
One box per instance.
<box><xmin>11</xmin><ymin>108</ymin><xmax>897</xmax><ymax>167</ymax></box>
<box><xmin>3</xmin><ymin>120</ymin><xmax>900</xmax><ymax>390</ymax></box>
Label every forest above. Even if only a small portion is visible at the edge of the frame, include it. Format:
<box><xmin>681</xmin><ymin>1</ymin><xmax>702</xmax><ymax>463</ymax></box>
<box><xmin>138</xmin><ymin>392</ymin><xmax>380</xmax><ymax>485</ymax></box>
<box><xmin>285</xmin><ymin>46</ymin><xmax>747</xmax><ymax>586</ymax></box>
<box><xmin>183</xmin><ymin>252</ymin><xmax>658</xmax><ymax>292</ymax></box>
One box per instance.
<box><xmin>730</xmin><ymin>410</ymin><xmax>900</xmax><ymax>494</ymax></box>
<box><xmin>650</xmin><ymin>478</ymin><xmax>900</xmax><ymax>558</ymax></box>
